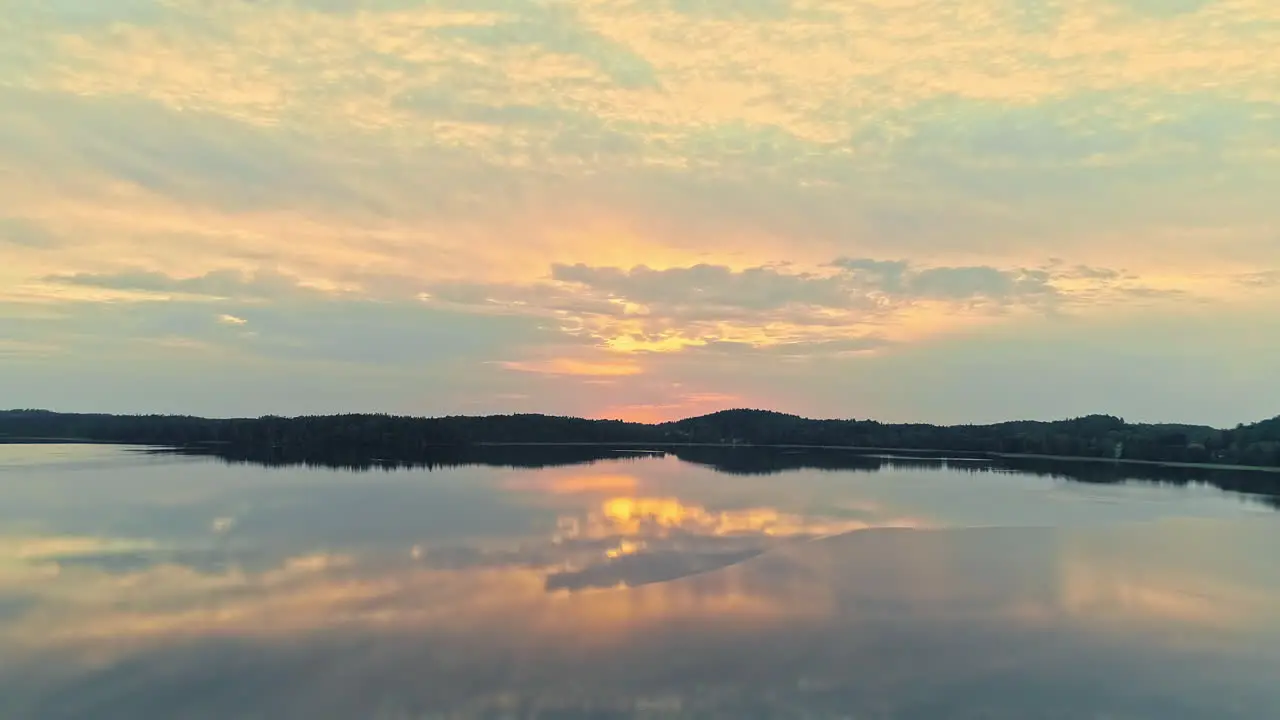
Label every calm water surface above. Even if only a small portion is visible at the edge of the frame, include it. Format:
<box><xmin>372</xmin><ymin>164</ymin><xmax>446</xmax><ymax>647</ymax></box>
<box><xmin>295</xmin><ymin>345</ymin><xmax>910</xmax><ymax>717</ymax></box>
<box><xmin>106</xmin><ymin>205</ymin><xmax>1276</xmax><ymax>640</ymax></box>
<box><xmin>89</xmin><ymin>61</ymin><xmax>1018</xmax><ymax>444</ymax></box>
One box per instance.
<box><xmin>1</xmin><ymin>444</ymin><xmax>1279</xmax><ymax>719</ymax></box>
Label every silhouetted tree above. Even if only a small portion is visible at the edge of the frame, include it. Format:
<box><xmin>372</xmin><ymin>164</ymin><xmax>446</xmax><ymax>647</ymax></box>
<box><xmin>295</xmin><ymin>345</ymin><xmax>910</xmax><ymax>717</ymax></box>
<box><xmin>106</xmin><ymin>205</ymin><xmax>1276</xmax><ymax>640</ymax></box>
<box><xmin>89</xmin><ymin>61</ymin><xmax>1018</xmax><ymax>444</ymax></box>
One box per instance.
<box><xmin>2</xmin><ymin>408</ymin><xmax>1278</xmax><ymax>469</ymax></box>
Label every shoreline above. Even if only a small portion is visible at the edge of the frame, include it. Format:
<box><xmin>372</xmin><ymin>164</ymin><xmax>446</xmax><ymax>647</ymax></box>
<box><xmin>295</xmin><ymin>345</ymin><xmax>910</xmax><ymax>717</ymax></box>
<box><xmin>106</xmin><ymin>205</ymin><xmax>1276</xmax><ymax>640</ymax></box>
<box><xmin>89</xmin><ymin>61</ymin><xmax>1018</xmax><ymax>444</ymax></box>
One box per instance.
<box><xmin>473</xmin><ymin>441</ymin><xmax>1280</xmax><ymax>474</ymax></box>
<box><xmin>5</xmin><ymin>437</ymin><xmax>1279</xmax><ymax>474</ymax></box>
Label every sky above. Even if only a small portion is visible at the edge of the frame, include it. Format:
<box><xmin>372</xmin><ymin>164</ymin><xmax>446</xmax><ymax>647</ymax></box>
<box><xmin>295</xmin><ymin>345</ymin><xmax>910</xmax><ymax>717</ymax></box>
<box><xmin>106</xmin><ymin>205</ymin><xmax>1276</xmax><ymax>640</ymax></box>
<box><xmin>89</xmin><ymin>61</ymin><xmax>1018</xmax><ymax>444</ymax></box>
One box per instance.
<box><xmin>1</xmin><ymin>0</ymin><xmax>1278</xmax><ymax>426</ymax></box>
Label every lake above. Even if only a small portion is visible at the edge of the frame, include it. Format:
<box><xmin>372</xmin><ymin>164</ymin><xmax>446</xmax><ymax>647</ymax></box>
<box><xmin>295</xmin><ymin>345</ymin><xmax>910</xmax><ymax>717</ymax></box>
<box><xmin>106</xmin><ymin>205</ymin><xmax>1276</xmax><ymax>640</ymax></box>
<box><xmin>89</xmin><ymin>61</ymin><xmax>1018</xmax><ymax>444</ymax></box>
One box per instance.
<box><xmin>1</xmin><ymin>443</ymin><xmax>1279</xmax><ymax>719</ymax></box>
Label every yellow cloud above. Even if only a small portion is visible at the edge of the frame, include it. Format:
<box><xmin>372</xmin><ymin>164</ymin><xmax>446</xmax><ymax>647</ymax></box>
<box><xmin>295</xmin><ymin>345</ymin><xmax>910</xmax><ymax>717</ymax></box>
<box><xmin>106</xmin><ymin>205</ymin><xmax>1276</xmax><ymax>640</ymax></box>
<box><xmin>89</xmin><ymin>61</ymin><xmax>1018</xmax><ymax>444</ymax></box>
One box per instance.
<box><xmin>5</xmin><ymin>535</ymin><xmax>159</xmax><ymax>562</ymax></box>
<box><xmin>6</xmin><ymin>0</ymin><xmax>1276</xmax><ymax>310</ymax></box>
<box><xmin>21</xmin><ymin>0</ymin><xmax>1280</xmax><ymax>163</ymax></box>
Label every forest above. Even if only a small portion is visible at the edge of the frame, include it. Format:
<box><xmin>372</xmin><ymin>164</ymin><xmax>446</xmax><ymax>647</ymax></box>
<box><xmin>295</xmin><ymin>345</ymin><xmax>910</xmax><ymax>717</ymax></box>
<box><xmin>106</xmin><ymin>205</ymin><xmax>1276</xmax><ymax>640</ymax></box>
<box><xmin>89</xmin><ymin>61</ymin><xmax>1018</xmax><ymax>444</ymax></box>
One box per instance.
<box><xmin>2</xmin><ymin>408</ymin><xmax>1279</xmax><ymax>468</ymax></box>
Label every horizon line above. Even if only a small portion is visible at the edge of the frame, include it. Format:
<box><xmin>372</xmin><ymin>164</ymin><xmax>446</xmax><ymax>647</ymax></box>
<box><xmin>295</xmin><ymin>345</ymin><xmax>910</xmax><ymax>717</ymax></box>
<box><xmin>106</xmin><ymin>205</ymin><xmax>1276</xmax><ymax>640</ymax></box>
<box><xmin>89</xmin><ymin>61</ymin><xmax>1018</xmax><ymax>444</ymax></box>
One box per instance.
<box><xmin>3</xmin><ymin>407</ymin><xmax>1274</xmax><ymax>431</ymax></box>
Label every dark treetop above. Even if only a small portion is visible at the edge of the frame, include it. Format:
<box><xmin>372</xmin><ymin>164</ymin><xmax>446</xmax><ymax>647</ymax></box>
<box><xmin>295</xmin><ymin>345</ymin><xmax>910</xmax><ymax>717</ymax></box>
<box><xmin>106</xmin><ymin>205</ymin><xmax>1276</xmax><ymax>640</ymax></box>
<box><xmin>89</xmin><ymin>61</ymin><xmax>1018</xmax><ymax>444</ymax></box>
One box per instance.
<box><xmin>2</xmin><ymin>408</ymin><xmax>1279</xmax><ymax>469</ymax></box>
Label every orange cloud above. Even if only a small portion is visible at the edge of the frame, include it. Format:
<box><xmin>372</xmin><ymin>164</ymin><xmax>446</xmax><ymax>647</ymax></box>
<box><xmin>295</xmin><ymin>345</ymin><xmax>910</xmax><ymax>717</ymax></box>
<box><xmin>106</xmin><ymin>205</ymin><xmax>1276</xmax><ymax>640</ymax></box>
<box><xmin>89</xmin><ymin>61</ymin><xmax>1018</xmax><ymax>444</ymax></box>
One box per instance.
<box><xmin>499</xmin><ymin>358</ymin><xmax>644</xmax><ymax>377</ymax></box>
<box><xmin>594</xmin><ymin>392</ymin><xmax>743</xmax><ymax>423</ymax></box>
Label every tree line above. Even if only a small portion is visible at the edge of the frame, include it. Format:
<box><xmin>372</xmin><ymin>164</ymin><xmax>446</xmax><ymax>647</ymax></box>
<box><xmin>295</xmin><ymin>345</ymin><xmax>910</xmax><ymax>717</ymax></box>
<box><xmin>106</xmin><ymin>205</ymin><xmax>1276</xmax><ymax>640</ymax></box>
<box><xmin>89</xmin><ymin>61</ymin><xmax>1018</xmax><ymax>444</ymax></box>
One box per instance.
<box><xmin>2</xmin><ymin>408</ymin><xmax>1278</xmax><ymax>468</ymax></box>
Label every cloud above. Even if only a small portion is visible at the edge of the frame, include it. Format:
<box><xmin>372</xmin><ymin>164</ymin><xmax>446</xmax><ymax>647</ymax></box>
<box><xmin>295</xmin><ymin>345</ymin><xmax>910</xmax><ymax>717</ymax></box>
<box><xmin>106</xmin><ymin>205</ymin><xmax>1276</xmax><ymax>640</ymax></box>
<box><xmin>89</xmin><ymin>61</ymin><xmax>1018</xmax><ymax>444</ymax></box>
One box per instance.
<box><xmin>15</xmin><ymin>0</ymin><xmax>168</xmax><ymax>30</ymax></box>
<box><xmin>689</xmin><ymin>337</ymin><xmax>891</xmax><ymax>358</ymax></box>
<box><xmin>1238</xmin><ymin>271</ymin><xmax>1279</xmax><ymax>288</ymax></box>
<box><xmin>0</xmin><ymin>218</ymin><xmax>60</xmax><ymax>249</ymax></box>
<box><xmin>46</xmin><ymin>269</ymin><xmax>319</xmax><ymax>301</ymax></box>
<box><xmin>1113</xmin><ymin>0</ymin><xmax>1215</xmax><ymax>18</ymax></box>
<box><xmin>1</xmin><ymin>0</ymin><xmax>1278</xmax><ymax>422</ymax></box>
<box><xmin>411</xmin><ymin>258</ymin><xmax>1174</xmax><ymax>368</ymax></box>
<box><xmin>0</xmin><ymin>90</ymin><xmax>404</xmax><ymax>216</ymax></box>
<box><xmin>434</xmin><ymin>3</ymin><xmax>659</xmax><ymax>88</ymax></box>
<box><xmin>5</xmin><ymin>32</ymin><xmax>1276</xmax><ymax>282</ymax></box>
<box><xmin>499</xmin><ymin>358</ymin><xmax>643</xmax><ymax>377</ymax></box>
<box><xmin>0</xmin><ymin>340</ymin><xmax>61</xmax><ymax>360</ymax></box>
<box><xmin>910</xmin><ymin>266</ymin><xmax>1056</xmax><ymax>301</ymax></box>
<box><xmin>552</xmin><ymin>263</ymin><xmax>856</xmax><ymax>311</ymax></box>
<box><xmin>593</xmin><ymin>392</ymin><xmax>748</xmax><ymax>423</ymax></box>
<box><xmin>0</xmin><ymin>286</ymin><xmax>571</xmax><ymax>386</ymax></box>
<box><xmin>208</xmin><ymin>300</ymin><xmax>567</xmax><ymax>367</ymax></box>
<box><xmin>1059</xmin><ymin>265</ymin><xmax>1125</xmax><ymax>281</ymax></box>
<box><xmin>668</xmin><ymin>0</ymin><xmax>794</xmax><ymax>20</ymax></box>
<box><xmin>558</xmin><ymin>258</ymin><xmax>1063</xmax><ymax>312</ymax></box>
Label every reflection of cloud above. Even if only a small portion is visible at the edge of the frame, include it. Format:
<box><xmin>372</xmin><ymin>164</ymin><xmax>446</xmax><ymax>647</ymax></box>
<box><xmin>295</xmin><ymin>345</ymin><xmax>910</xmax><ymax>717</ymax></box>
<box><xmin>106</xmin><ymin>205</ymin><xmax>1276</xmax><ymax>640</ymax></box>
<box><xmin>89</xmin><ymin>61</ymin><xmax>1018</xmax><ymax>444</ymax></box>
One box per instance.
<box><xmin>0</xmin><ymin>484</ymin><xmax>930</xmax><ymax>660</ymax></box>
<box><xmin>605</xmin><ymin>538</ymin><xmax>644</xmax><ymax>559</ymax></box>
<box><xmin>565</xmin><ymin>496</ymin><xmax>925</xmax><ymax>541</ymax></box>
<box><xmin>505</xmin><ymin>473</ymin><xmax>641</xmax><ymax>496</ymax></box>
<box><xmin>4</xmin><ymin>521</ymin><xmax>1279</xmax><ymax>716</ymax></box>
<box><xmin>546</xmin><ymin>548</ymin><xmax>763</xmax><ymax>592</ymax></box>
<box><xmin>0</xmin><ymin>544</ymin><xmax>783</xmax><ymax>660</ymax></box>
<box><xmin>504</xmin><ymin>476</ymin><xmax>930</xmax><ymax>584</ymax></box>
<box><xmin>1049</xmin><ymin>525</ymin><xmax>1280</xmax><ymax>629</ymax></box>
<box><xmin>1057</xmin><ymin>562</ymin><xmax>1226</xmax><ymax>625</ymax></box>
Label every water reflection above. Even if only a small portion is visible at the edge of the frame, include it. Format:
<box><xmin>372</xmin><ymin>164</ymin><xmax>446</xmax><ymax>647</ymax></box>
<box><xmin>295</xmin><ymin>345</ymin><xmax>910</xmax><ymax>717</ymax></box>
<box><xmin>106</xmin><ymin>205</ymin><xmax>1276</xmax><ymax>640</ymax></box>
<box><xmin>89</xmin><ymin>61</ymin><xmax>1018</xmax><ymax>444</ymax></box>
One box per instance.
<box><xmin>1</xmin><ymin>445</ymin><xmax>1279</xmax><ymax>718</ymax></box>
<box><xmin>163</xmin><ymin>443</ymin><xmax>1280</xmax><ymax>510</ymax></box>
<box><xmin>4</xmin><ymin>521</ymin><xmax>1278</xmax><ymax>718</ymax></box>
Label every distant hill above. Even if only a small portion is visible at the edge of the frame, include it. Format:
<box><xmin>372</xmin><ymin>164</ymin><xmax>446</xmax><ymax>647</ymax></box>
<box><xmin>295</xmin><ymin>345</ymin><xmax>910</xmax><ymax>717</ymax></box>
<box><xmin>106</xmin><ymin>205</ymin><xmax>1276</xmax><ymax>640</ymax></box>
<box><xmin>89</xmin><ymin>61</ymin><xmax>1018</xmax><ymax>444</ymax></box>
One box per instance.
<box><xmin>2</xmin><ymin>408</ymin><xmax>1278</xmax><ymax>468</ymax></box>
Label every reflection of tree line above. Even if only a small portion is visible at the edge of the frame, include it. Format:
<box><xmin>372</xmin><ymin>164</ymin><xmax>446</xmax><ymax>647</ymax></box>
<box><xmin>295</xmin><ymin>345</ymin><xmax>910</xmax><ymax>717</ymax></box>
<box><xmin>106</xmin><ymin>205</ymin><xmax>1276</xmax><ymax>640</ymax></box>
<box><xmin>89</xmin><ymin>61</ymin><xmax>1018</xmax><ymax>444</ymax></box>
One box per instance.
<box><xmin>995</xmin><ymin>456</ymin><xmax>1280</xmax><ymax>509</ymax></box>
<box><xmin>145</xmin><ymin>442</ymin><xmax>1280</xmax><ymax>510</ymax></box>
<box><xmin>674</xmin><ymin>448</ymin><xmax>1280</xmax><ymax>507</ymax></box>
<box><xmin>670</xmin><ymin>446</ymin><xmax>972</xmax><ymax>475</ymax></box>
